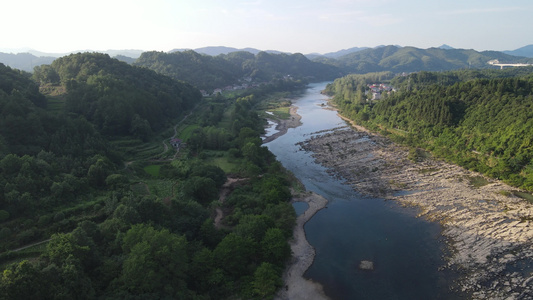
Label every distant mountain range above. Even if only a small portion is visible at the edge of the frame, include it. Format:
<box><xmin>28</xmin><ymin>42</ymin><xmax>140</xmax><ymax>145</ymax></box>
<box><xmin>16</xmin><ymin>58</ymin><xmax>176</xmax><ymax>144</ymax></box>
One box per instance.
<box><xmin>134</xmin><ymin>50</ymin><xmax>340</xmax><ymax>90</ymax></box>
<box><xmin>0</xmin><ymin>52</ymin><xmax>56</xmax><ymax>72</ymax></box>
<box><xmin>503</xmin><ymin>44</ymin><xmax>533</xmax><ymax>58</ymax></box>
<box><xmin>305</xmin><ymin>47</ymin><xmax>370</xmax><ymax>60</ymax></box>
<box><xmin>170</xmin><ymin>46</ymin><xmax>285</xmax><ymax>56</ymax></box>
<box><xmin>0</xmin><ymin>48</ymin><xmax>145</xmax><ymax>58</ymax></box>
<box><xmin>438</xmin><ymin>44</ymin><xmax>455</xmax><ymax>50</ymax></box>
<box><xmin>325</xmin><ymin>45</ymin><xmax>533</xmax><ymax>74</ymax></box>
<box><xmin>1</xmin><ymin>44</ymin><xmax>533</xmax><ymax>73</ymax></box>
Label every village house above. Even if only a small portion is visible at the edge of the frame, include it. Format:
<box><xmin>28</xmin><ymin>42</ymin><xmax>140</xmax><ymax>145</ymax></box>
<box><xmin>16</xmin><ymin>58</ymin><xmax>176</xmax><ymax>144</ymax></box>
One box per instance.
<box><xmin>170</xmin><ymin>138</ymin><xmax>182</xmax><ymax>148</ymax></box>
<box><xmin>366</xmin><ymin>83</ymin><xmax>395</xmax><ymax>100</ymax></box>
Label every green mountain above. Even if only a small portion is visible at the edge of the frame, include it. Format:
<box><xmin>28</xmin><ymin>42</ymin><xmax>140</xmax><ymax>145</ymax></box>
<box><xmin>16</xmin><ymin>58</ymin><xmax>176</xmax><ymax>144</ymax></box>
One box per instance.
<box><xmin>134</xmin><ymin>50</ymin><xmax>243</xmax><ymax>90</ymax></box>
<box><xmin>320</xmin><ymin>45</ymin><xmax>533</xmax><ymax>74</ymax></box>
<box><xmin>503</xmin><ymin>44</ymin><xmax>533</xmax><ymax>58</ymax></box>
<box><xmin>35</xmin><ymin>52</ymin><xmax>201</xmax><ymax>137</ymax></box>
<box><xmin>134</xmin><ymin>50</ymin><xmax>342</xmax><ymax>90</ymax></box>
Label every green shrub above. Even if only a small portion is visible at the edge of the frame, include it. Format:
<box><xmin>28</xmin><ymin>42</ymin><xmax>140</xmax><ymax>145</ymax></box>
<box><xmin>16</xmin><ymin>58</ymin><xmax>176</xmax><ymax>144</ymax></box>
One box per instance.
<box><xmin>0</xmin><ymin>210</ymin><xmax>9</xmax><ymax>222</ymax></box>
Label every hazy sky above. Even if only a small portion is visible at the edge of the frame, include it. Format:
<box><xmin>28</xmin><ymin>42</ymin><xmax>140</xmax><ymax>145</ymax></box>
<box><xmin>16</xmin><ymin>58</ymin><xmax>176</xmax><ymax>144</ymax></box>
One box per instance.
<box><xmin>2</xmin><ymin>0</ymin><xmax>533</xmax><ymax>54</ymax></box>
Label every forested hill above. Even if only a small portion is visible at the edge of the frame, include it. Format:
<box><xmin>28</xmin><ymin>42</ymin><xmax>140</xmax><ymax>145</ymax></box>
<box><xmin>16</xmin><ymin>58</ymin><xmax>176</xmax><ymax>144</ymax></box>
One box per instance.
<box><xmin>134</xmin><ymin>50</ymin><xmax>342</xmax><ymax>90</ymax></box>
<box><xmin>327</xmin><ymin>69</ymin><xmax>533</xmax><ymax>191</ymax></box>
<box><xmin>1</xmin><ymin>55</ymin><xmax>299</xmax><ymax>298</ymax></box>
<box><xmin>34</xmin><ymin>52</ymin><xmax>202</xmax><ymax>137</ymax></box>
<box><xmin>315</xmin><ymin>45</ymin><xmax>533</xmax><ymax>74</ymax></box>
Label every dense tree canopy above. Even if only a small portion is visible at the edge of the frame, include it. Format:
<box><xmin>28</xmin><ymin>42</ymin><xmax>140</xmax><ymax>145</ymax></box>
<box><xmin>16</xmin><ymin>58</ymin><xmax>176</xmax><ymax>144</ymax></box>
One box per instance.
<box><xmin>328</xmin><ymin>69</ymin><xmax>533</xmax><ymax>191</ymax></box>
<box><xmin>1</xmin><ymin>57</ymin><xmax>298</xmax><ymax>300</ymax></box>
<box><xmin>34</xmin><ymin>53</ymin><xmax>202</xmax><ymax>136</ymax></box>
<box><xmin>135</xmin><ymin>50</ymin><xmax>341</xmax><ymax>90</ymax></box>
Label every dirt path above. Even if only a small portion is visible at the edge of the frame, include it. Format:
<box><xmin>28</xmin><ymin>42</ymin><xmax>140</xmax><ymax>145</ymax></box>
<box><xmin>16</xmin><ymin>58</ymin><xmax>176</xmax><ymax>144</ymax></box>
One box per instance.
<box><xmin>10</xmin><ymin>239</ymin><xmax>51</xmax><ymax>252</ymax></box>
<box><xmin>214</xmin><ymin>177</ymin><xmax>248</xmax><ymax>229</ymax></box>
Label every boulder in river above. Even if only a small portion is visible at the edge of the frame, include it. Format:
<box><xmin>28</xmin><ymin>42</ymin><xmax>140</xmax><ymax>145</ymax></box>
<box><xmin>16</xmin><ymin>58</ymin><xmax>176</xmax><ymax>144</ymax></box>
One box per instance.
<box><xmin>359</xmin><ymin>260</ymin><xmax>374</xmax><ymax>270</ymax></box>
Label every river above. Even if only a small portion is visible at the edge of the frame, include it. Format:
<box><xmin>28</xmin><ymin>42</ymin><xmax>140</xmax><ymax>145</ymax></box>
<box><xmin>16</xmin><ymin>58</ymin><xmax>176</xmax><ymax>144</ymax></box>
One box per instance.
<box><xmin>265</xmin><ymin>82</ymin><xmax>462</xmax><ymax>299</ymax></box>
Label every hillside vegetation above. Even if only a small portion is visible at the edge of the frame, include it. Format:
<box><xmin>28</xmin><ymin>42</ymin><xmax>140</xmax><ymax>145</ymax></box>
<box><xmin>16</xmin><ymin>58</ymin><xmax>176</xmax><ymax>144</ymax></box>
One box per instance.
<box><xmin>316</xmin><ymin>45</ymin><xmax>533</xmax><ymax>74</ymax></box>
<box><xmin>135</xmin><ymin>50</ymin><xmax>342</xmax><ymax>90</ymax></box>
<box><xmin>326</xmin><ymin>68</ymin><xmax>533</xmax><ymax>191</ymax></box>
<box><xmin>0</xmin><ymin>55</ymin><xmax>304</xmax><ymax>299</ymax></box>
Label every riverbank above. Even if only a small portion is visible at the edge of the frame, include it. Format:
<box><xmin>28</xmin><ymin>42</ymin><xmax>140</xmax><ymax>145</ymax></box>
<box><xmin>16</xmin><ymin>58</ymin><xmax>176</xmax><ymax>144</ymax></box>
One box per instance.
<box><xmin>263</xmin><ymin>105</ymin><xmax>331</xmax><ymax>299</ymax></box>
<box><xmin>275</xmin><ymin>191</ymin><xmax>330</xmax><ymax>300</ymax></box>
<box><xmin>262</xmin><ymin>106</ymin><xmax>302</xmax><ymax>144</ymax></box>
<box><xmin>299</xmin><ymin>118</ymin><xmax>533</xmax><ymax>299</ymax></box>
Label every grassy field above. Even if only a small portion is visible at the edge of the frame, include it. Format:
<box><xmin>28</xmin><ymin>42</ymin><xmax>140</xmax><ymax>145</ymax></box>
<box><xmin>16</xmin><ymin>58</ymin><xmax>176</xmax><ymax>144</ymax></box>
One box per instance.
<box><xmin>209</xmin><ymin>156</ymin><xmax>239</xmax><ymax>173</ymax></box>
<box><xmin>145</xmin><ymin>179</ymin><xmax>178</xmax><ymax>199</ymax></box>
<box><xmin>202</xmin><ymin>150</ymin><xmax>241</xmax><ymax>173</ymax></box>
<box><xmin>42</xmin><ymin>85</ymin><xmax>67</xmax><ymax>113</ymax></box>
<box><xmin>218</xmin><ymin>105</ymin><xmax>235</xmax><ymax>131</ymax></box>
<box><xmin>268</xmin><ymin>106</ymin><xmax>291</xmax><ymax>119</ymax></box>
<box><xmin>110</xmin><ymin>138</ymin><xmax>163</xmax><ymax>161</ymax></box>
<box><xmin>143</xmin><ymin>165</ymin><xmax>162</xmax><ymax>177</ymax></box>
<box><xmin>178</xmin><ymin>124</ymin><xmax>200</xmax><ymax>140</ymax></box>
<box><xmin>46</xmin><ymin>96</ymin><xmax>66</xmax><ymax>113</ymax></box>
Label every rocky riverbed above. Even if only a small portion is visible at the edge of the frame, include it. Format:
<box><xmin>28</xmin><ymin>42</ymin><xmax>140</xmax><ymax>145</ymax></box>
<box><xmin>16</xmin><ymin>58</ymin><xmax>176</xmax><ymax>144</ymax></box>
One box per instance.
<box><xmin>298</xmin><ymin>125</ymin><xmax>533</xmax><ymax>299</ymax></box>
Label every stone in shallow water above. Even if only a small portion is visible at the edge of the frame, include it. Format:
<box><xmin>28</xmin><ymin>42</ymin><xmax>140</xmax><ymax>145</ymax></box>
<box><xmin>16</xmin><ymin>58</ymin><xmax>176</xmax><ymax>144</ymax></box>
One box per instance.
<box><xmin>359</xmin><ymin>260</ymin><xmax>374</xmax><ymax>270</ymax></box>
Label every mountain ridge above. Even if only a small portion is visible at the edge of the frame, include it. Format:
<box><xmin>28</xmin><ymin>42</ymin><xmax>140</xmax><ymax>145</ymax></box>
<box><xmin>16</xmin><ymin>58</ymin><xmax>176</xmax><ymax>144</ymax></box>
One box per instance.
<box><xmin>503</xmin><ymin>44</ymin><xmax>533</xmax><ymax>58</ymax></box>
<box><xmin>2</xmin><ymin>44</ymin><xmax>533</xmax><ymax>74</ymax></box>
<box><xmin>327</xmin><ymin>45</ymin><xmax>533</xmax><ymax>73</ymax></box>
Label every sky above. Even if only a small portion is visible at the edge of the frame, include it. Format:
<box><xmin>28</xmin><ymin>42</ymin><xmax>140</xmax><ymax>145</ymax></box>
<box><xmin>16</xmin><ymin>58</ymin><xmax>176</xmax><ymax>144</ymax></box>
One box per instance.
<box><xmin>2</xmin><ymin>0</ymin><xmax>533</xmax><ymax>54</ymax></box>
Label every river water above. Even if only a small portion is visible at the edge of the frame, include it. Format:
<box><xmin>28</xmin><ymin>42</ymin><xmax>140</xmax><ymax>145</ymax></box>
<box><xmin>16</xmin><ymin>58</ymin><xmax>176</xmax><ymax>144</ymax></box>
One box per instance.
<box><xmin>265</xmin><ymin>82</ymin><xmax>462</xmax><ymax>300</ymax></box>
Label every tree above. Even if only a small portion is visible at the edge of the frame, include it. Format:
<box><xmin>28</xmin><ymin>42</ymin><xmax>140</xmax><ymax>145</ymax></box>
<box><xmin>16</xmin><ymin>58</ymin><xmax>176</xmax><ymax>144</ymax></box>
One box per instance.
<box><xmin>129</xmin><ymin>114</ymin><xmax>152</xmax><ymax>142</ymax></box>
<box><xmin>170</xmin><ymin>198</ymin><xmax>209</xmax><ymax>239</ymax></box>
<box><xmin>118</xmin><ymin>224</ymin><xmax>189</xmax><ymax>297</ymax></box>
<box><xmin>190</xmin><ymin>164</ymin><xmax>227</xmax><ymax>188</ymax></box>
<box><xmin>0</xmin><ymin>260</ymin><xmax>43</xmax><ymax>299</ymax></box>
<box><xmin>260</xmin><ymin>228</ymin><xmax>291</xmax><ymax>266</ymax></box>
<box><xmin>182</xmin><ymin>176</ymin><xmax>218</xmax><ymax>205</ymax></box>
<box><xmin>44</xmin><ymin>233</ymin><xmax>90</xmax><ymax>267</ymax></box>
<box><xmin>234</xmin><ymin>214</ymin><xmax>274</xmax><ymax>242</ymax></box>
<box><xmin>33</xmin><ymin>65</ymin><xmax>60</xmax><ymax>84</ymax></box>
<box><xmin>113</xmin><ymin>204</ymin><xmax>141</xmax><ymax>225</ymax></box>
<box><xmin>213</xmin><ymin>233</ymin><xmax>256</xmax><ymax>278</ymax></box>
<box><xmin>87</xmin><ymin>155</ymin><xmax>114</xmax><ymax>187</ymax></box>
<box><xmin>251</xmin><ymin>262</ymin><xmax>282</xmax><ymax>299</ymax></box>
<box><xmin>188</xmin><ymin>247</ymin><xmax>215</xmax><ymax>291</ymax></box>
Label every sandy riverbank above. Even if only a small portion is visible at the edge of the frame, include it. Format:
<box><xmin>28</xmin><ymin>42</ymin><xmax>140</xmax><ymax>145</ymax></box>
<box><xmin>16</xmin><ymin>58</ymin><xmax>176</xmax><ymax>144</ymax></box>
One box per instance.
<box><xmin>262</xmin><ymin>106</ymin><xmax>302</xmax><ymax>144</ymax></box>
<box><xmin>275</xmin><ymin>191</ymin><xmax>330</xmax><ymax>300</ymax></box>
<box><xmin>263</xmin><ymin>106</ymin><xmax>331</xmax><ymax>299</ymax></box>
<box><xmin>299</xmin><ymin>119</ymin><xmax>533</xmax><ymax>299</ymax></box>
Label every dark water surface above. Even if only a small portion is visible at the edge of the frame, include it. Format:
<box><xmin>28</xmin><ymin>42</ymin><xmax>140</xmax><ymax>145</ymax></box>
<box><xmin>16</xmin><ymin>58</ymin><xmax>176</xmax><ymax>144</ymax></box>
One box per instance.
<box><xmin>265</xmin><ymin>82</ymin><xmax>462</xmax><ymax>300</ymax></box>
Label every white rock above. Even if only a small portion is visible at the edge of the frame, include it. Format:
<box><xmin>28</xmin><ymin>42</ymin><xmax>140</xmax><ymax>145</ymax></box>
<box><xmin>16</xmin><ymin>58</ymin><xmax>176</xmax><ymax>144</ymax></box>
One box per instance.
<box><xmin>359</xmin><ymin>260</ymin><xmax>374</xmax><ymax>270</ymax></box>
